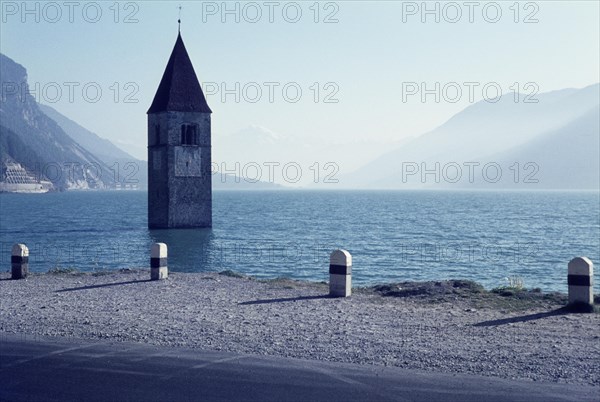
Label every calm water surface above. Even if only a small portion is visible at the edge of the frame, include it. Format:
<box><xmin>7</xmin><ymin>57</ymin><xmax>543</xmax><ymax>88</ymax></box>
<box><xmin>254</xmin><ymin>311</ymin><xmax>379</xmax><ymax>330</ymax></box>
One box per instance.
<box><xmin>0</xmin><ymin>190</ymin><xmax>598</xmax><ymax>292</ymax></box>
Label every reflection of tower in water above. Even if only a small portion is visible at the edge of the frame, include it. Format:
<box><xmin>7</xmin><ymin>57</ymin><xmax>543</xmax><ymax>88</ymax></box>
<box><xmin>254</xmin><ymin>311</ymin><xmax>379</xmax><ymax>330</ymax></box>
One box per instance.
<box><xmin>149</xmin><ymin>228</ymin><xmax>214</xmax><ymax>272</ymax></box>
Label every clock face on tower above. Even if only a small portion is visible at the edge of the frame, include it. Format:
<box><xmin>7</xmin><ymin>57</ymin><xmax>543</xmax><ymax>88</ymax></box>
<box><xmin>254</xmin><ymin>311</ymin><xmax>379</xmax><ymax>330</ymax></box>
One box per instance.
<box><xmin>174</xmin><ymin>146</ymin><xmax>203</xmax><ymax>177</ymax></box>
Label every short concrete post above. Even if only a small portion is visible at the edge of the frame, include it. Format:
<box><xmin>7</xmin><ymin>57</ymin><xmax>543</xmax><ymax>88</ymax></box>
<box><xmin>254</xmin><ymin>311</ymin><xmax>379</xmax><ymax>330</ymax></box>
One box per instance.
<box><xmin>568</xmin><ymin>257</ymin><xmax>594</xmax><ymax>310</ymax></box>
<box><xmin>151</xmin><ymin>243</ymin><xmax>168</xmax><ymax>280</ymax></box>
<box><xmin>11</xmin><ymin>243</ymin><xmax>29</xmax><ymax>279</ymax></box>
<box><xmin>329</xmin><ymin>249</ymin><xmax>352</xmax><ymax>297</ymax></box>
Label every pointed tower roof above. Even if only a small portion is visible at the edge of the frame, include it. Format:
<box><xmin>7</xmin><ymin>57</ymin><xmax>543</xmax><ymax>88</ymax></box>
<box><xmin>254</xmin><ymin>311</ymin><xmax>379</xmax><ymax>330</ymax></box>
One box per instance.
<box><xmin>148</xmin><ymin>33</ymin><xmax>212</xmax><ymax>114</ymax></box>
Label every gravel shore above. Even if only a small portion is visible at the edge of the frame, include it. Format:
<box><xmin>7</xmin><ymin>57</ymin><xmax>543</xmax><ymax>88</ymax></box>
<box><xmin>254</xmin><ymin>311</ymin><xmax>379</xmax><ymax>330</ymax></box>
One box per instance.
<box><xmin>1</xmin><ymin>270</ymin><xmax>598</xmax><ymax>387</ymax></box>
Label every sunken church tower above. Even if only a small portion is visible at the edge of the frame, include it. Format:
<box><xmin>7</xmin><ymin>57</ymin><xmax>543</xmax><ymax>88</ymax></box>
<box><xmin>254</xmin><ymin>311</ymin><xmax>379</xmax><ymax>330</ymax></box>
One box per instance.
<box><xmin>147</xmin><ymin>32</ymin><xmax>212</xmax><ymax>228</ymax></box>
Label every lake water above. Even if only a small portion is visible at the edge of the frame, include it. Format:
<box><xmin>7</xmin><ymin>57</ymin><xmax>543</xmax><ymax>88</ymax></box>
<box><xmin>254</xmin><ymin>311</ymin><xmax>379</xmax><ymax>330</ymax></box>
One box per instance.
<box><xmin>0</xmin><ymin>190</ymin><xmax>598</xmax><ymax>292</ymax></box>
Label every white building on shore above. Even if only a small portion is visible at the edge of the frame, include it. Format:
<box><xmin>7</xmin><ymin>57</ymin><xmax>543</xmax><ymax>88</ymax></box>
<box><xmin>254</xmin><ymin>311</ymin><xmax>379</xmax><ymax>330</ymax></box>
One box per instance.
<box><xmin>0</xmin><ymin>162</ymin><xmax>53</xmax><ymax>193</ymax></box>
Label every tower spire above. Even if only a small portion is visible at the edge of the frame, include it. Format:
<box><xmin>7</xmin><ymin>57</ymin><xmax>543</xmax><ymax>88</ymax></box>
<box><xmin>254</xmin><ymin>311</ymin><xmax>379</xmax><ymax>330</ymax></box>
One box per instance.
<box><xmin>147</xmin><ymin>27</ymin><xmax>212</xmax><ymax>114</ymax></box>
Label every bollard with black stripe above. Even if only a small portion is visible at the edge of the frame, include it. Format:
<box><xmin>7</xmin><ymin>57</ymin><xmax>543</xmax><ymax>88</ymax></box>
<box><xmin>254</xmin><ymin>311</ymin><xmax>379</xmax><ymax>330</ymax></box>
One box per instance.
<box><xmin>11</xmin><ymin>243</ymin><xmax>29</xmax><ymax>280</ymax></box>
<box><xmin>567</xmin><ymin>257</ymin><xmax>594</xmax><ymax>311</ymax></box>
<box><xmin>329</xmin><ymin>249</ymin><xmax>352</xmax><ymax>297</ymax></box>
<box><xmin>151</xmin><ymin>243</ymin><xmax>168</xmax><ymax>280</ymax></box>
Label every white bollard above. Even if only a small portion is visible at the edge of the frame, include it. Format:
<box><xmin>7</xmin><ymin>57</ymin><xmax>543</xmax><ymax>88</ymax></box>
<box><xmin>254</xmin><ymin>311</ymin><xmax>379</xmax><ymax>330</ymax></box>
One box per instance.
<box><xmin>11</xmin><ymin>243</ymin><xmax>29</xmax><ymax>279</ymax></box>
<box><xmin>151</xmin><ymin>243</ymin><xmax>168</xmax><ymax>280</ymax></box>
<box><xmin>568</xmin><ymin>257</ymin><xmax>594</xmax><ymax>309</ymax></box>
<box><xmin>329</xmin><ymin>249</ymin><xmax>352</xmax><ymax>297</ymax></box>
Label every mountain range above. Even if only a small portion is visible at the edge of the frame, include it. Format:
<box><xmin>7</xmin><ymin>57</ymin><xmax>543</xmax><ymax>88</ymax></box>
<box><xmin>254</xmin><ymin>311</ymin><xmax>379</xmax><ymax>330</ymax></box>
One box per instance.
<box><xmin>339</xmin><ymin>84</ymin><xmax>600</xmax><ymax>189</ymax></box>
<box><xmin>38</xmin><ymin>103</ymin><xmax>148</xmax><ymax>190</ymax></box>
<box><xmin>1</xmin><ymin>52</ymin><xmax>598</xmax><ymax>191</ymax></box>
<box><xmin>214</xmin><ymin>125</ymin><xmax>404</xmax><ymax>187</ymax></box>
<box><xmin>1</xmin><ymin>53</ymin><xmax>117</xmax><ymax>190</ymax></box>
<box><xmin>0</xmin><ymin>53</ymin><xmax>278</xmax><ymax>191</ymax></box>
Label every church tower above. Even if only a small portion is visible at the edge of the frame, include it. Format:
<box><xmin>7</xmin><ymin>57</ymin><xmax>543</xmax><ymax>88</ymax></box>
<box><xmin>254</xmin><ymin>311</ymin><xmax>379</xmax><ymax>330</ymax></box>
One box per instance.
<box><xmin>147</xmin><ymin>32</ymin><xmax>212</xmax><ymax>228</ymax></box>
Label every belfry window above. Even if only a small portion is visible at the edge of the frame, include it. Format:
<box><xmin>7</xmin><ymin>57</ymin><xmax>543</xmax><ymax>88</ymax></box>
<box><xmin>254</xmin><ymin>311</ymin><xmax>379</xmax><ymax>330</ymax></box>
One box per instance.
<box><xmin>181</xmin><ymin>124</ymin><xmax>199</xmax><ymax>145</ymax></box>
<box><xmin>155</xmin><ymin>124</ymin><xmax>160</xmax><ymax>145</ymax></box>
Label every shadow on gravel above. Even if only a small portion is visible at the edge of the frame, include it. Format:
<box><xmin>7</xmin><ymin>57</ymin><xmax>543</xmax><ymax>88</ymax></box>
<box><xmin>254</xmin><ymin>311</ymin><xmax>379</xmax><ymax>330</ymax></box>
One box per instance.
<box><xmin>239</xmin><ymin>295</ymin><xmax>330</xmax><ymax>305</ymax></box>
<box><xmin>56</xmin><ymin>279</ymin><xmax>152</xmax><ymax>293</ymax></box>
<box><xmin>473</xmin><ymin>307</ymin><xmax>571</xmax><ymax>327</ymax></box>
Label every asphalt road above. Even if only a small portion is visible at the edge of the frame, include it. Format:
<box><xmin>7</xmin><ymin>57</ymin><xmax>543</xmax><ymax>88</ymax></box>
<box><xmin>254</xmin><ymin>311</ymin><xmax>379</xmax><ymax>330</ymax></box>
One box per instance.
<box><xmin>0</xmin><ymin>333</ymin><xmax>597</xmax><ymax>402</ymax></box>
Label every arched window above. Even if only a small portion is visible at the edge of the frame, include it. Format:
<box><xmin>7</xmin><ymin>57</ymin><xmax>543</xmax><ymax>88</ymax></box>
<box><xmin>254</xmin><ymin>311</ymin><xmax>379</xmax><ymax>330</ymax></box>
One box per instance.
<box><xmin>181</xmin><ymin>124</ymin><xmax>199</xmax><ymax>145</ymax></box>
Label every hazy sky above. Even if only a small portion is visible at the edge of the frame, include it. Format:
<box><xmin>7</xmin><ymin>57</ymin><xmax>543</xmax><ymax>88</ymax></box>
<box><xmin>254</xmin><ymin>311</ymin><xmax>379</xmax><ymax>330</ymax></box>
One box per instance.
<box><xmin>1</xmin><ymin>1</ymin><xmax>599</xmax><ymax>166</ymax></box>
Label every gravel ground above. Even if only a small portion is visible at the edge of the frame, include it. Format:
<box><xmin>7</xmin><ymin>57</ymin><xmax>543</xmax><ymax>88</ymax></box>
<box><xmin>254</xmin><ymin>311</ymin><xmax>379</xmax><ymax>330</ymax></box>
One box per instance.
<box><xmin>1</xmin><ymin>270</ymin><xmax>598</xmax><ymax>387</ymax></box>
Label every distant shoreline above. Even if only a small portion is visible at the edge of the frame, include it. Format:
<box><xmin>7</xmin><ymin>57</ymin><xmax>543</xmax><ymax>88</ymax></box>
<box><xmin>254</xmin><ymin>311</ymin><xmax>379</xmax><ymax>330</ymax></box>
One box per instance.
<box><xmin>1</xmin><ymin>270</ymin><xmax>598</xmax><ymax>387</ymax></box>
<box><xmin>1</xmin><ymin>188</ymin><xmax>599</xmax><ymax>193</ymax></box>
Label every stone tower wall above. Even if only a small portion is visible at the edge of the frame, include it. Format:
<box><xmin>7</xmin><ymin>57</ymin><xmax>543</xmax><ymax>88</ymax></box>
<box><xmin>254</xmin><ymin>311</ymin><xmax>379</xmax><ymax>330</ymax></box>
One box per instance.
<box><xmin>148</xmin><ymin>111</ymin><xmax>212</xmax><ymax>228</ymax></box>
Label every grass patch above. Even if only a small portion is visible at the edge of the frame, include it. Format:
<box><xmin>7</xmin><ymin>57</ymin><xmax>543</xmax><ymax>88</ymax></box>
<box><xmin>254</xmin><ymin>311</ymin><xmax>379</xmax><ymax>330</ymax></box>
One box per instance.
<box><xmin>367</xmin><ymin>279</ymin><xmax>584</xmax><ymax>311</ymax></box>
<box><xmin>372</xmin><ymin>279</ymin><xmax>485</xmax><ymax>299</ymax></box>
<box><xmin>491</xmin><ymin>276</ymin><xmax>526</xmax><ymax>295</ymax></box>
